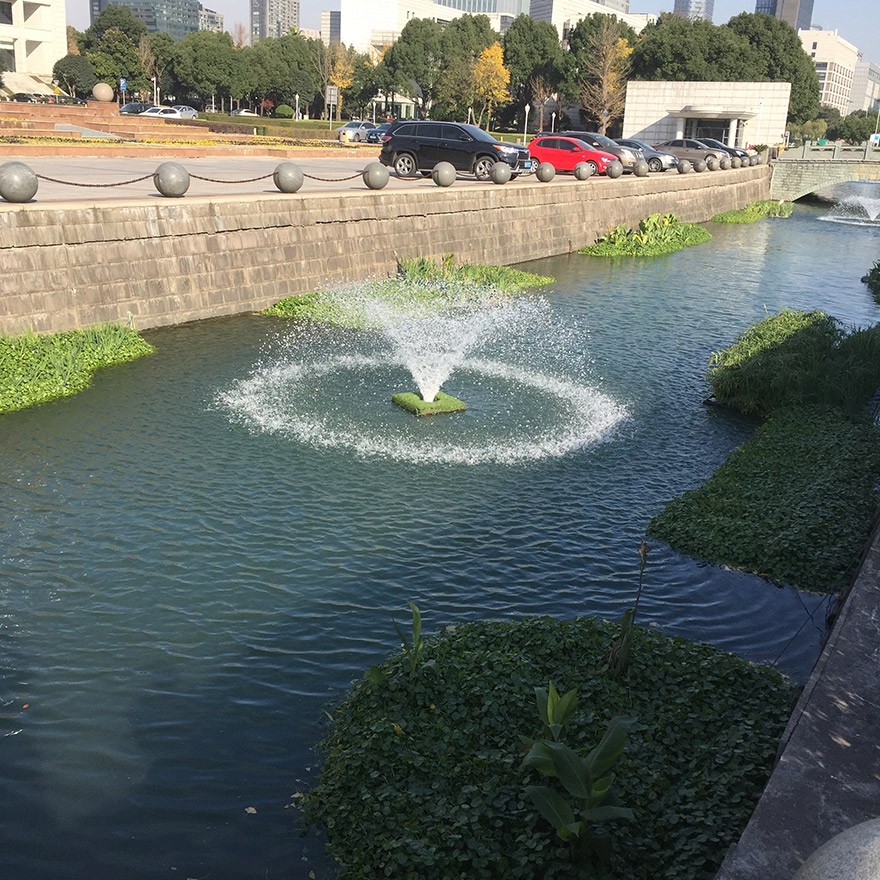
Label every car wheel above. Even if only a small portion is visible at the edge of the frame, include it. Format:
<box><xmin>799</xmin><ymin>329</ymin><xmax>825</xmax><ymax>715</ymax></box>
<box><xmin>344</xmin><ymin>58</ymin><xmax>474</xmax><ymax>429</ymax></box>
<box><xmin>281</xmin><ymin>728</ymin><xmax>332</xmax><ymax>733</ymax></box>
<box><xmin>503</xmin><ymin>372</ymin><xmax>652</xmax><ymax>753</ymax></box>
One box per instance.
<box><xmin>586</xmin><ymin>160</ymin><xmax>598</xmax><ymax>176</ymax></box>
<box><xmin>353</xmin><ymin>133</ymin><xmax>361</xmax><ymax>142</ymax></box>
<box><xmin>473</xmin><ymin>156</ymin><xmax>495</xmax><ymax>181</ymax></box>
<box><xmin>647</xmin><ymin>157</ymin><xmax>662</xmax><ymax>173</ymax></box>
<box><xmin>394</xmin><ymin>153</ymin><xmax>418</xmax><ymax>177</ymax></box>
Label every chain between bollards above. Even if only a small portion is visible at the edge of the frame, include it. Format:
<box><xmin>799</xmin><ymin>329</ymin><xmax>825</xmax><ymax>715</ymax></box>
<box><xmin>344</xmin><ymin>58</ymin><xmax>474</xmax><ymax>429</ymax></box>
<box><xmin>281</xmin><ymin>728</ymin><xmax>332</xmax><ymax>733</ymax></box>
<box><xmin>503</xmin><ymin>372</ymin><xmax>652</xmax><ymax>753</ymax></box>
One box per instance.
<box><xmin>35</xmin><ymin>173</ymin><xmax>155</xmax><ymax>188</ymax></box>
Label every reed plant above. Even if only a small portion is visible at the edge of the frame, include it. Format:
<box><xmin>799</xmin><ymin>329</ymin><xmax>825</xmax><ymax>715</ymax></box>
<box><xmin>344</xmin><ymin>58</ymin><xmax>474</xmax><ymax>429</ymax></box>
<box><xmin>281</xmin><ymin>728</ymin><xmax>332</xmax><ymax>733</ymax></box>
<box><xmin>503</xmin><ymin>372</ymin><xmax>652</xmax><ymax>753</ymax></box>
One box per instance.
<box><xmin>711</xmin><ymin>201</ymin><xmax>794</xmax><ymax>223</ymax></box>
<box><xmin>863</xmin><ymin>259</ymin><xmax>880</xmax><ymax>298</ymax></box>
<box><xmin>0</xmin><ymin>323</ymin><xmax>154</xmax><ymax>414</ymax></box>
<box><xmin>580</xmin><ymin>213</ymin><xmax>711</xmax><ymax>257</ymax></box>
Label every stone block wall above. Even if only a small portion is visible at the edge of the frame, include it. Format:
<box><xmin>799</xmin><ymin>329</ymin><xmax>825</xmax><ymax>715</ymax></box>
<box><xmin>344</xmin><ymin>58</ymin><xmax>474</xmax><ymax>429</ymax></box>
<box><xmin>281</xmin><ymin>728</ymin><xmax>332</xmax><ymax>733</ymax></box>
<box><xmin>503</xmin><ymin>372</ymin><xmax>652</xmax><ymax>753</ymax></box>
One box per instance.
<box><xmin>0</xmin><ymin>165</ymin><xmax>770</xmax><ymax>334</ymax></box>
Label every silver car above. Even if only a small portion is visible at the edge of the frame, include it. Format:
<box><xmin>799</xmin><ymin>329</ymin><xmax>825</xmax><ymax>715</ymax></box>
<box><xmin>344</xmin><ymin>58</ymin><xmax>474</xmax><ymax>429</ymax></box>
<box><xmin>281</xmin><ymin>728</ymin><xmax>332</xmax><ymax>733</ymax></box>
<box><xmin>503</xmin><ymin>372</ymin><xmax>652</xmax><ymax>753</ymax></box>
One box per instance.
<box><xmin>616</xmin><ymin>138</ymin><xmax>679</xmax><ymax>172</ymax></box>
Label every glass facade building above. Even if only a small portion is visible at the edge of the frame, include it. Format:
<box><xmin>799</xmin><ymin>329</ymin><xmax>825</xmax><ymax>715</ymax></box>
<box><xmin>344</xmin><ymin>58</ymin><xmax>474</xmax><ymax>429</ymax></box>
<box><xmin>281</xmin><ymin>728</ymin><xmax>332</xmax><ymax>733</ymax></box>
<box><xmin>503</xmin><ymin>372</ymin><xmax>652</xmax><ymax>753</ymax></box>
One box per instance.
<box><xmin>90</xmin><ymin>0</ymin><xmax>200</xmax><ymax>40</ymax></box>
<box><xmin>673</xmin><ymin>0</ymin><xmax>714</xmax><ymax>23</ymax></box>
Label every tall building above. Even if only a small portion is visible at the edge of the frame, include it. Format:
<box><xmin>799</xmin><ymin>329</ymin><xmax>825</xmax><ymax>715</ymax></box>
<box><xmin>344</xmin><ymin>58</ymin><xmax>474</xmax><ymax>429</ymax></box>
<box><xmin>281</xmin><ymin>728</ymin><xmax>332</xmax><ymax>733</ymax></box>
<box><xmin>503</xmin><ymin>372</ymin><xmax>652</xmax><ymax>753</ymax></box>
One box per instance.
<box><xmin>800</xmin><ymin>28</ymin><xmax>859</xmax><ymax>115</ymax></box>
<box><xmin>0</xmin><ymin>0</ymin><xmax>66</xmax><ymax>79</ymax></box>
<box><xmin>250</xmin><ymin>0</ymin><xmax>299</xmax><ymax>42</ymax></box>
<box><xmin>754</xmin><ymin>0</ymin><xmax>813</xmax><ymax>33</ymax></box>
<box><xmin>90</xmin><ymin>0</ymin><xmax>200</xmax><ymax>40</ymax></box>
<box><xmin>672</xmin><ymin>0</ymin><xmax>714</xmax><ymax>23</ymax></box>
<box><xmin>321</xmin><ymin>9</ymin><xmax>341</xmax><ymax>45</ymax></box>
<box><xmin>848</xmin><ymin>61</ymin><xmax>880</xmax><ymax>114</ymax></box>
<box><xmin>530</xmin><ymin>0</ymin><xmax>654</xmax><ymax>38</ymax></box>
<box><xmin>432</xmin><ymin>0</ymin><xmax>530</xmax><ymax>13</ymax></box>
<box><xmin>198</xmin><ymin>3</ymin><xmax>224</xmax><ymax>31</ymax></box>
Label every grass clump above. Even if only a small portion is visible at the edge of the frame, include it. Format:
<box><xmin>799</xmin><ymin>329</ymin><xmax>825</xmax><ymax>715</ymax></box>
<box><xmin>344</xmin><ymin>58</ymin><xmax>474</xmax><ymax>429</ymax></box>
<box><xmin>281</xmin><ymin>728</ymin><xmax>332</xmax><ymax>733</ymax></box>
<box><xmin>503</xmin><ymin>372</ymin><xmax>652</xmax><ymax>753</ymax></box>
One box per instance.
<box><xmin>0</xmin><ymin>323</ymin><xmax>154</xmax><ymax>414</ymax></box>
<box><xmin>712</xmin><ymin>201</ymin><xmax>794</xmax><ymax>224</ymax></box>
<box><xmin>580</xmin><ymin>213</ymin><xmax>711</xmax><ymax>258</ymax></box>
<box><xmin>649</xmin><ymin>406</ymin><xmax>880</xmax><ymax>594</ymax></box>
<box><xmin>863</xmin><ymin>259</ymin><xmax>880</xmax><ymax>298</ymax></box>
<box><xmin>707</xmin><ymin>309</ymin><xmax>880</xmax><ymax>416</ymax></box>
<box><xmin>303</xmin><ymin>615</ymin><xmax>796</xmax><ymax>880</ymax></box>
<box><xmin>263</xmin><ymin>255</ymin><xmax>553</xmax><ymax>327</ymax></box>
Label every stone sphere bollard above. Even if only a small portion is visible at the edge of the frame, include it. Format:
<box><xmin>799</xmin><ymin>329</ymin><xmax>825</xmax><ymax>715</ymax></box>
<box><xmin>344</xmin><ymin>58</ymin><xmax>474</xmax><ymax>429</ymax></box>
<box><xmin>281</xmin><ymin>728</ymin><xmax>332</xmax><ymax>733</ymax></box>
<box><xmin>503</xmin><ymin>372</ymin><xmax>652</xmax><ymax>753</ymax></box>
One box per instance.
<box><xmin>153</xmin><ymin>162</ymin><xmax>190</xmax><ymax>197</ymax></box>
<box><xmin>750</xmin><ymin>155</ymin><xmax>760</xmax><ymax>166</ymax></box>
<box><xmin>573</xmin><ymin>162</ymin><xmax>594</xmax><ymax>181</ymax></box>
<box><xmin>792</xmin><ymin>818</ymin><xmax>880</xmax><ymax>880</ymax></box>
<box><xmin>633</xmin><ymin>160</ymin><xmax>649</xmax><ymax>177</ymax></box>
<box><xmin>606</xmin><ymin>160</ymin><xmax>624</xmax><ymax>179</ymax></box>
<box><xmin>719</xmin><ymin>156</ymin><xmax>732</xmax><ymax>170</ymax></box>
<box><xmin>677</xmin><ymin>160</ymin><xmax>692</xmax><ymax>174</ymax></box>
<box><xmin>536</xmin><ymin>161</ymin><xmax>555</xmax><ymax>182</ymax></box>
<box><xmin>431</xmin><ymin>162</ymin><xmax>456</xmax><ymax>187</ymax></box>
<box><xmin>92</xmin><ymin>82</ymin><xmax>114</xmax><ymax>102</ymax></box>
<box><xmin>273</xmin><ymin>162</ymin><xmax>304</xmax><ymax>193</ymax></box>
<box><xmin>706</xmin><ymin>156</ymin><xmax>719</xmax><ymax>171</ymax></box>
<box><xmin>693</xmin><ymin>159</ymin><xmax>707</xmax><ymax>173</ymax></box>
<box><xmin>489</xmin><ymin>161</ymin><xmax>512</xmax><ymax>184</ymax></box>
<box><xmin>0</xmin><ymin>161</ymin><xmax>38</xmax><ymax>203</ymax></box>
<box><xmin>731</xmin><ymin>157</ymin><xmax>742</xmax><ymax>169</ymax></box>
<box><xmin>362</xmin><ymin>162</ymin><xmax>390</xmax><ymax>190</ymax></box>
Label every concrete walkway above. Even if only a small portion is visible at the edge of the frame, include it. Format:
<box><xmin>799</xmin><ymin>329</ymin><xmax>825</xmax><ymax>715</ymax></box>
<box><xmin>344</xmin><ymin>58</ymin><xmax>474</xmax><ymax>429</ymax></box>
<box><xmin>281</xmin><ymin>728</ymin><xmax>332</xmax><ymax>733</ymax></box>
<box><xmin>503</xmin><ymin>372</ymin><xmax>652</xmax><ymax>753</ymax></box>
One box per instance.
<box><xmin>716</xmin><ymin>526</ymin><xmax>880</xmax><ymax>879</ymax></box>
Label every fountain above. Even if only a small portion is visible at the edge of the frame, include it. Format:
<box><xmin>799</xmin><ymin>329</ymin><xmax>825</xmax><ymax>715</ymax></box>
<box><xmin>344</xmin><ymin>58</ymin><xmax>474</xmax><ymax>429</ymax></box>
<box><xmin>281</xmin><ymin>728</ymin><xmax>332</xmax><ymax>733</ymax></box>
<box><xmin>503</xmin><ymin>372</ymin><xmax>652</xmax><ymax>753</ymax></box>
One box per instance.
<box><xmin>819</xmin><ymin>184</ymin><xmax>880</xmax><ymax>226</ymax></box>
<box><xmin>218</xmin><ymin>280</ymin><xmax>628</xmax><ymax>465</ymax></box>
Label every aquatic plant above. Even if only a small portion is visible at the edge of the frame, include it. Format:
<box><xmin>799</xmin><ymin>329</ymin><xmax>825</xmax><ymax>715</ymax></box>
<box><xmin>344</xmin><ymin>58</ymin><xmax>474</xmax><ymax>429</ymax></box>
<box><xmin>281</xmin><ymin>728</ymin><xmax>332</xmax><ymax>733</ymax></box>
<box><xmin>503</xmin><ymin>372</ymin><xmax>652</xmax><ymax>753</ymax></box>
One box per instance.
<box><xmin>0</xmin><ymin>322</ymin><xmax>154</xmax><ymax>414</ymax></box>
<box><xmin>579</xmin><ymin>213</ymin><xmax>711</xmax><ymax>258</ymax></box>
<box><xmin>863</xmin><ymin>259</ymin><xmax>880</xmax><ymax>297</ymax></box>
<box><xmin>711</xmin><ymin>201</ymin><xmax>793</xmax><ymax>223</ymax></box>
<box><xmin>304</xmin><ymin>616</ymin><xmax>796</xmax><ymax>880</ymax></box>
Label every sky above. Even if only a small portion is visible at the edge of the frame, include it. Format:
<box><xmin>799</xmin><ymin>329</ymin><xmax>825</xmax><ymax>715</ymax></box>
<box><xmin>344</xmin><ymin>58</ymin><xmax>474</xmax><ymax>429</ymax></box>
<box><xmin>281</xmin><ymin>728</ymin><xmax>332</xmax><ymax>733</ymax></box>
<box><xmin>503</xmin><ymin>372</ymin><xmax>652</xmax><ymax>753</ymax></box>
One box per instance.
<box><xmin>66</xmin><ymin>0</ymin><xmax>880</xmax><ymax>62</ymax></box>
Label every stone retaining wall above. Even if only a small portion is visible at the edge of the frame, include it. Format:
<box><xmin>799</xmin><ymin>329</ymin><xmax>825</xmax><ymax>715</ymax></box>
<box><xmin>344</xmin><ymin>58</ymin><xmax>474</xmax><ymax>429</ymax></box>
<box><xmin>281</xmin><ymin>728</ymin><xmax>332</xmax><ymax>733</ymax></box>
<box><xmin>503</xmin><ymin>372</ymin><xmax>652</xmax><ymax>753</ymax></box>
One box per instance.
<box><xmin>0</xmin><ymin>165</ymin><xmax>770</xmax><ymax>334</ymax></box>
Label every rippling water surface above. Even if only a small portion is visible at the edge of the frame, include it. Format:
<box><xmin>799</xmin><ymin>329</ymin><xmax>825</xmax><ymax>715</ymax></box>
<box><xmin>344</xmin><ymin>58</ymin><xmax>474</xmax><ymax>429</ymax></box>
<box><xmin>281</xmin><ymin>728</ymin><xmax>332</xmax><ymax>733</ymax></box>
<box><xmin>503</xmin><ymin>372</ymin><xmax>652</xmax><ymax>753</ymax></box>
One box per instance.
<box><xmin>2</xmin><ymin>191</ymin><xmax>879</xmax><ymax>879</ymax></box>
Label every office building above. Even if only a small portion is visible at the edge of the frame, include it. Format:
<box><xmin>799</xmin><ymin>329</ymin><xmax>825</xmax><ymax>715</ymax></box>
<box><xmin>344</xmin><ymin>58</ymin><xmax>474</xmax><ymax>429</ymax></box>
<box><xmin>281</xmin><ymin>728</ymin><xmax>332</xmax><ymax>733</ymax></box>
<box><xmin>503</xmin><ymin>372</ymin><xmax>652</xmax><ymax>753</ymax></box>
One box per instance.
<box><xmin>672</xmin><ymin>0</ymin><xmax>714</xmax><ymax>23</ymax></box>
<box><xmin>250</xmin><ymin>0</ymin><xmax>299</xmax><ymax>42</ymax></box>
<box><xmin>321</xmin><ymin>9</ymin><xmax>340</xmax><ymax>45</ymax></box>
<box><xmin>754</xmin><ymin>0</ymin><xmax>813</xmax><ymax>33</ymax></box>
<box><xmin>0</xmin><ymin>0</ymin><xmax>66</xmax><ymax>79</ymax></box>
<box><xmin>530</xmin><ymin>0</ymin><xmax>654</xmax><ymax>40</ymax></box>
<box><xmin>90</xmin><ymin>0</ymin><xmax>199</xmax><ymax>40</ymax></box>
<box><xmin>800</xmin><ymin>28</ymin><xmax>859</xmax><ymax>115</ymax></box>
<box><xmin>198</xmin><ymin>3</ymin><xmax>223</xmax><ymax>31</ymax></box>
<box><xmin>849</xmin><ymin>61</ymin><xmax>880</xmax><ymax>113</ymax></box>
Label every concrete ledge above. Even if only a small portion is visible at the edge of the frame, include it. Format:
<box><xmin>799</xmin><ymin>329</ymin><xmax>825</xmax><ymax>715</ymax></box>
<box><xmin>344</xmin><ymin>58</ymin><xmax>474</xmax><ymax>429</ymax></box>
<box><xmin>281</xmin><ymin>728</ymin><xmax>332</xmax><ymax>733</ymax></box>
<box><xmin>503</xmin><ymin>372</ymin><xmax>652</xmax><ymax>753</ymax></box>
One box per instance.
<box><xmin>0</xmin><ymin>165</ymin><xmax>770</xmax><ymax>334</ymax></box>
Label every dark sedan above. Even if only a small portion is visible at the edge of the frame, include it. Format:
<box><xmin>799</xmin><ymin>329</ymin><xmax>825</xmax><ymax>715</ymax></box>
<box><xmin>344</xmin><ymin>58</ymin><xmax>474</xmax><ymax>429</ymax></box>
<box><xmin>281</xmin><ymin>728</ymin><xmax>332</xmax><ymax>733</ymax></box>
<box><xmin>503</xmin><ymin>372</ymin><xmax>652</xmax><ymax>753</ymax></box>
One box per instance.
<box><xmin>697</xmin><ymin>138</ymin><xmax>751</xmax><ymax>161</ymax></box>
<box><xmin>653</xmin><ymin>138</ymin><xmax>724</xmax><ymax>163</ymax></box>
<box><xmin>366</xmin><ymin>123</ymin><xmax>392</xmax><ymax>144</ymax></box>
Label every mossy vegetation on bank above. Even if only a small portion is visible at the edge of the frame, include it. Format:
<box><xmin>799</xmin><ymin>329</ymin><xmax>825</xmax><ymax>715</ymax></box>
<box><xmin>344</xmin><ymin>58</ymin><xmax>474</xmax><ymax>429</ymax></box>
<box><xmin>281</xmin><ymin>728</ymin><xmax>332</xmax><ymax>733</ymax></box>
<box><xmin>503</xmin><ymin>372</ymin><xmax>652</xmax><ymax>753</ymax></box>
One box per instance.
<box><xmin>303</xmin><ymin>615</ymin><xmax>796</xmax><ymax>880</ymax></box>
<box><xmin>0</xmin><ymin>323</ymin><xmax>154</xmax><ymax>414</ymax></box>
<box><xmin>263</xmin><ymin>255</ymin><xmax>554</xmax><ymax>327</ymax></box>
<box><xmin>650</xmin><ymin>309</ymin><xmax>880</xmax><ymax>593</ymax></box>
<box><xmin>579</xmin><ymin>213</ymin><xmax>711</xmax><ymax>258</ymax></box>
<box><xmin>712</xmin><ymin>200</ymin><xmax>793</xmax><ymax>223</ymax></box>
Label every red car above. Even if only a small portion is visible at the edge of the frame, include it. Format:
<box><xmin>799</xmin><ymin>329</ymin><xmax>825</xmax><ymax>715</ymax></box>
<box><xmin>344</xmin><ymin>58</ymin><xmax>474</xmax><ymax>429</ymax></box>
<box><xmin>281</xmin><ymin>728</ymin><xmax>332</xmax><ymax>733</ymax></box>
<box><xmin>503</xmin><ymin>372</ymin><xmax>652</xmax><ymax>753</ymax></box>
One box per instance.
<box><xmin>528</xmin><ymin>135</ymin><xmax>618</xmax><ymax>175</ymax></box>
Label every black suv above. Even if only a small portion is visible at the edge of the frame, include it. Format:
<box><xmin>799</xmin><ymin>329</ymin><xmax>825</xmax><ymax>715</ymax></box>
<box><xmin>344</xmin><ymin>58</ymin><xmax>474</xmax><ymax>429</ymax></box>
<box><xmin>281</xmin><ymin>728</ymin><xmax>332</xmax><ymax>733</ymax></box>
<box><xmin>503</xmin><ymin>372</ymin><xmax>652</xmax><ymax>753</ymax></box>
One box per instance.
<box><xmin>379</xmin><ymin>121</ymin><xmax>533</xmax><ymax>180</ymax></box>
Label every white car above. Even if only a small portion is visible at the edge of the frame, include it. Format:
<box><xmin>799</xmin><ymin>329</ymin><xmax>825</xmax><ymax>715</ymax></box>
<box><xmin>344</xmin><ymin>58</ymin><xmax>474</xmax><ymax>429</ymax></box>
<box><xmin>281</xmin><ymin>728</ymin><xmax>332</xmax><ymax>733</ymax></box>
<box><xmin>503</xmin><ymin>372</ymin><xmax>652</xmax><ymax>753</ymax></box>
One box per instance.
<box><xmin>172</xmin><ymin>105</ymin><xmax>198</xmax><ymax>119</ymax></box>
<box><xmin>139</xmin><ymin>106</ymin><xmax>187</xmax><ymax>119</ymax></box>
<box><xmin>335</xmin><ymin>120</ymin><xmax>377</xmax><ymax>142</ymax></box>
<box><xmin>231</xmin><ymin>108</ymin><xmax>259</xmax><ymax>117</ymax></box>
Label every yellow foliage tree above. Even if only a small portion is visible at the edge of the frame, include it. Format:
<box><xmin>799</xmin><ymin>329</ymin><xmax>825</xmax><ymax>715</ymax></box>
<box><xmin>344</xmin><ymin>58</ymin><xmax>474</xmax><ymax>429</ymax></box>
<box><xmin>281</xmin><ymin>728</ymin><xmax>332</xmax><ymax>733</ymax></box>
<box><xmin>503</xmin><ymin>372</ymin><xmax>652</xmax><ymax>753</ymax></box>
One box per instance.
<box><xmin>578</xmin><ymin>26</ymin><xmax>633</xmax><ymax>135</ymax></box>
<box><xmin>330</xmin><ymin>47</ymin><xmax>355</xmax><ymax>121</ymax></box>
<box><xmin>472</xmin><ymin>42</ymin><xmax>510</xmax><ymax>129</ymax></box>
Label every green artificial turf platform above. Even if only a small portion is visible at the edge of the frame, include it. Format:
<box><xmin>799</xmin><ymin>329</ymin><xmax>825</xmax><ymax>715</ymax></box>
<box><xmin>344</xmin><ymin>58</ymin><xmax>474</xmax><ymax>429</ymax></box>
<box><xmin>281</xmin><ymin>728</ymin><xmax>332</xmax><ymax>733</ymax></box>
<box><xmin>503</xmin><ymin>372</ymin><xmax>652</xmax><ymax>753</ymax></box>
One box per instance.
<box><xmin>392</xmin><ymin>391</ymin><xmax>466</xmax><ymax>416</ymax></box>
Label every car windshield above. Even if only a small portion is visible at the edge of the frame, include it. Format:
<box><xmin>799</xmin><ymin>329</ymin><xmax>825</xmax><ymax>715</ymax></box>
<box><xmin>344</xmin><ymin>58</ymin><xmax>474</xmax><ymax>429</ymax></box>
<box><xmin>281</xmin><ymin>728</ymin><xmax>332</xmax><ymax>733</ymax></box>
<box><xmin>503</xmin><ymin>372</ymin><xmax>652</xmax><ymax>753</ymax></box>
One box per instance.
<box><xmin>590</xmin><ymin>133</ymin><xmax>617</xmax><ymax>148</ymax></box>
<box><xmin>456</xmin><ymin>123</ymin><xmax>496</xmax><ymax>143</ymax></box>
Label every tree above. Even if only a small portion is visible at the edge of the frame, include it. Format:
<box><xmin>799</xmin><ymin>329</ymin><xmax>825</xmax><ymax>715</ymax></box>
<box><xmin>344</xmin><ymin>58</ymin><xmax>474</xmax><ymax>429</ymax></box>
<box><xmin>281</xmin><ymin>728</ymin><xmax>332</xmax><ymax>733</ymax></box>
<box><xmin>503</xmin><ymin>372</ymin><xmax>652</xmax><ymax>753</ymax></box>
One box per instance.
<box><xmin>726</xmin><ymin>13</ymin><xmax>819</xmax><ymax>123</ymax></box>
<box><xmin>436</xmin><ymin>14</ymin><xmax>497</xmax><ymax>119</ymax></box>
<box><xmin>81</xmin><ymin>5</ymin><xmax>147</xmax><ymax>52</ymax></box>
<box><xmin>329</xmin><ymin>45</ymin><xmax>356</xmax><ymax>121</ymax></box>
<box><xmin>174</xmin><ymin>30</ymin><xmax>239</xmax><ymax>106</ymax></box>
<box><xmin>630</xmin><ymin>14</ymin><xmax>763</xmax><ymax>83</ymax></box>
<box><xmin>829</xmin><ymin>111</ymin><xmax>877</xmax><ymax>144</ymax></box>
<box><xmin>53</xmin><ymin>54</ymin><xmax>99</xmax><ymax>96</ymax></box>
<box><xmin>85</xmin><ymin>27</ymin><xmax>146</xmax><ymax>93</ymax></box>
<box><xmin>381</xmin><ymin>18</ymin><xmax>445</xmax><ymax>116</ymax></box>
<box><xmin>503</xmin><ymin>15</ymin><xmax>563</xmax><ymax>114</ymax></box>
<box><xmin>472</xmin><ymin>42</ymin><xmax>510</xmax><ymax>128</ymax></box>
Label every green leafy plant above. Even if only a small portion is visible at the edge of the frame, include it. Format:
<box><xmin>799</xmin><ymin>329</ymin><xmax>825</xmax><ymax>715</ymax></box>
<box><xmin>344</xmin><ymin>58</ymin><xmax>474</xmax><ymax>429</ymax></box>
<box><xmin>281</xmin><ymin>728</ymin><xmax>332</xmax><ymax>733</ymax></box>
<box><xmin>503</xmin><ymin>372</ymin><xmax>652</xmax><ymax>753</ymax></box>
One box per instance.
<box><xmin>393</xmin><ymin>601</ymin><xmax>425</xmax><ymax>673</ymax></box>
<box><xmin>863</xmin><ymin>259</ymin><xmax>880</xmax><ymax>298</ymax></box>
<box><xmin>523</xmin><ymin>683</ymin><xmax>634</xmax><ymax>876</ymax></box>
<box><xmin>712</xmin><ymin>200</ymin><xmax>793</xmax><ymax>224</ymax></box>
<box><xmin>580</xmin><ymin>213</ymin><xmax>711</xmax><ymax>257</ymax></box>
<box><xmin>607</xmin><ymin>539</ymin><xmax>649</xmax><ymax>678</ymax></box>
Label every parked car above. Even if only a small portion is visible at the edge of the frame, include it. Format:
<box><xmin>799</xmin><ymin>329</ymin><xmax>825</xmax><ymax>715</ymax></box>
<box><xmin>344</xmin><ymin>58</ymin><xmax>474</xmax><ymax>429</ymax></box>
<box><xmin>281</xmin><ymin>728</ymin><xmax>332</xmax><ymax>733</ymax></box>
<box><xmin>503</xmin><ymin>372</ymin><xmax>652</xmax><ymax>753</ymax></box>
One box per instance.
<box><xmin>379</xmin><ymin>120</ymin><xmax>534</xmax><ymax>180</ymax></box>
<box><xmin>139</xmin><ymin>106</ymin><xmax>192</xmax><ymax>119</ymax></box>
<box><xmin>12</xmin><ymin>93</ymin><xmax>40</xmax><ymax>103</ymax></box>
<box><xmin>54</xmin><ymin>95</ymin><xmax>88</xmax><ymax>105</ymax></box>
<box><xmin>528</xmin><ymin>135</ymin><xmax>617</xmax><ymax>175</ymax></box>
<box><xmin>695</xmin><ymin>137</ymin><xmax>750</xmax><ymax>161</ymax></box>
<box><xmin>555</xmin><ymin>131</ymin><xmax>643</xmax><ymax>171</ymax></box>
<box><xmin>336</xmin><ymin>120</ymin><xmax>377</xmax><ymax>142</ymax></box>
<box><xmin>653</xmin><ymin>138</ymin><xmax>724</xmax><ymax>163</ymax></box>
<box><xmin>615</xmin><ymin>138</ymin><xmax>679</xmax><ymax>172</ymax></box>
<box><xmin>366</xmin><ymin>122</ymin><xmax>392</xmax><ymax>144</ymax></box>
<box><xmin>230</xmin><ymin>108</ymin><xmax>259</xmax><ymax>117</ymax></box>
<box><xmin>172</xmin><ymin>105</ymin><xmax>198</xmax><ymax>119</ymax></box>
<box><xmin>120</xmin><ymin>102</ymin><xmax>155</xmax><ymax>115</ymax></box>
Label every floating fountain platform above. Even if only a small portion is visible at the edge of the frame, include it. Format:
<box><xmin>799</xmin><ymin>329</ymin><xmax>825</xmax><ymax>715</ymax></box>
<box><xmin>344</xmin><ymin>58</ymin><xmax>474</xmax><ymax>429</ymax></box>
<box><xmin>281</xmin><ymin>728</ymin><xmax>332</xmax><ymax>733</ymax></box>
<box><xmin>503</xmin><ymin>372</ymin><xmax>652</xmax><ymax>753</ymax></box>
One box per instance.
<box><xmin>392</xmin><ymin>391</ymin><xmax>466</xmax><ymax>416</ymax></box>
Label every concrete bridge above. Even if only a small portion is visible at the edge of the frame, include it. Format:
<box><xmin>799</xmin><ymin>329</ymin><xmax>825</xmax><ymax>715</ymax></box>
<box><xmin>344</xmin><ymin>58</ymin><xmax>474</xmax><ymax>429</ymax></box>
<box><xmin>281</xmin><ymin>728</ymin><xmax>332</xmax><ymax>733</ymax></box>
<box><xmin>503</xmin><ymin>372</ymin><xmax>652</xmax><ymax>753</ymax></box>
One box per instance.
<box><xmin>770</xmin><ymin>143</ymin><xmax>880</xmax><ymax>200</ymax></box>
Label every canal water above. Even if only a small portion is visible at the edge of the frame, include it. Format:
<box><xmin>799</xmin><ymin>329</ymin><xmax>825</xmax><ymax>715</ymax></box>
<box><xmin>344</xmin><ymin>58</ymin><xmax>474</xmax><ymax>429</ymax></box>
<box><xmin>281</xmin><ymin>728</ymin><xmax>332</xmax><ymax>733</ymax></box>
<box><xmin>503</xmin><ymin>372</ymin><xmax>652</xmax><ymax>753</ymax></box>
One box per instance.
<box><xmin>1</xmin><ymin>186</ymin><xmax>879</xmax><ymax>879</ymax></box>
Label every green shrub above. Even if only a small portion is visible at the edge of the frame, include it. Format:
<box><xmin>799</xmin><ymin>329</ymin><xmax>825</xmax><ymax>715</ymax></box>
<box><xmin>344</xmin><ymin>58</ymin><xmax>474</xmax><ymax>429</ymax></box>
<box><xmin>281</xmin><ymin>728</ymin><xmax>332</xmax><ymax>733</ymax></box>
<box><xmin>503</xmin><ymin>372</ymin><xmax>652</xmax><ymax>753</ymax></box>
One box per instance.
<box><xmin>863</xmin><ymin>259</ymin><xmax>880</xmax><ymax>297</ymax></box>
<box><xmin>707</xmin><ymin>309</ymin><xmax>880</xmax><ymax>416</ymax></box>
<box><xmin>0</xmin><ymin>323</ymin><xmax>154</xmax><ymax>414</ymax></box>
<box><xmin>304</xmin><ymin>616</ymin><xmax>796</xmax><ymax>880</ymax></box>
<box><xmin>649</xmin><ymin>406</ymin><xmax>880</xmax><ymax>593</ymax></box>
<box><xmin>274</xmin><ymin>104</ymin><xmax>294</xmax><ymax>118</ymax></box>
<box><xmin>579</xmin><ymin>213</ymin><xmax>711</xmax><ymax>258</ymax></box>
<box><xmin>712</xmin><ymin>201</ymin><xmax>794</xmax><ymax>224</ymax></box>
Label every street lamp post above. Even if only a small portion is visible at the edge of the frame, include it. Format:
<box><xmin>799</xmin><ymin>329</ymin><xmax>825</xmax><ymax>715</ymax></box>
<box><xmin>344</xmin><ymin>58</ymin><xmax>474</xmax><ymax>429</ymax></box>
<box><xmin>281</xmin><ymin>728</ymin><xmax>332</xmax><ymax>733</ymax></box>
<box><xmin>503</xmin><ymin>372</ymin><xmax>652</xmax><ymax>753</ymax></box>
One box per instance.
<box><xmin>151</xmin><ymin>76</ymin><xmax>157</xmax><ymax>106</ymax></box>
<box><xmin>523</xmin><ymin>103</ymin><xmax>530</xmax><ymax>143</ymax></box>
<box><xmin>551</xmin><ymin>111</ymin><xmax>556</xmax><ymax>133</ymax></box>
<box><xmin>295</xmin><ymin>93</ymin><xmax>300</xmax><ymax>120</ymax></box>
